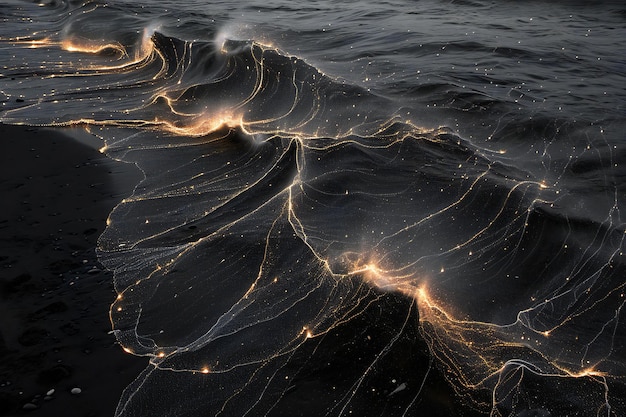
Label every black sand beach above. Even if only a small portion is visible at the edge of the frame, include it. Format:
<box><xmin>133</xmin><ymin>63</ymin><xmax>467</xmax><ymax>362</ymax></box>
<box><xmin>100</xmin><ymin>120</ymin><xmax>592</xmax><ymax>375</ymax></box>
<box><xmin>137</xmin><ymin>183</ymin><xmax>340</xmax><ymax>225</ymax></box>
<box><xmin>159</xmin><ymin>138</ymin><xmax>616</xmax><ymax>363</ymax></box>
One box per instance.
<box><xmin>0</xmin><ymin>124</ymin><xmax>144</xmax><ymax>416</ymax></box>
<box><xmin>1</xmin><ymin>1</ymin><xmax>624</xmax><ymax>415</ymax></box>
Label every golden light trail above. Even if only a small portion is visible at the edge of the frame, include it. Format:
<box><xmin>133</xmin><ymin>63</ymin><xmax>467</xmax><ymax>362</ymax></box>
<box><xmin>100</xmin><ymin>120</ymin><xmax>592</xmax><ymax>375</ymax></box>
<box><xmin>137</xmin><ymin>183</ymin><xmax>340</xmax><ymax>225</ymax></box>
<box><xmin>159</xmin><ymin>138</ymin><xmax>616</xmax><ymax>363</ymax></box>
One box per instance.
<box><xmin>61</xmin><ymin>39</ymin><xmax>128</xmax><ymax>56</ymax></box>
<box><xmin>158</xmin><ymin>112</ymin><xmax>245</xmax><ymax>137</ymax></box>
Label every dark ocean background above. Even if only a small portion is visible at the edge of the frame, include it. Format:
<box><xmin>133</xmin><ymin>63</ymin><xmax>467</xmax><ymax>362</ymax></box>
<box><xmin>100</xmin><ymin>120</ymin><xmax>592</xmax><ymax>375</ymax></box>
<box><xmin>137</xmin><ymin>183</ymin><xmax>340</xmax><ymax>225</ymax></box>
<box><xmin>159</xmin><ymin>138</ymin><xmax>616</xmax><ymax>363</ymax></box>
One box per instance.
<box><xmin>1</xmin><ymin>0</ymin><xmax>625</xmax><ymax>416</ymax></box>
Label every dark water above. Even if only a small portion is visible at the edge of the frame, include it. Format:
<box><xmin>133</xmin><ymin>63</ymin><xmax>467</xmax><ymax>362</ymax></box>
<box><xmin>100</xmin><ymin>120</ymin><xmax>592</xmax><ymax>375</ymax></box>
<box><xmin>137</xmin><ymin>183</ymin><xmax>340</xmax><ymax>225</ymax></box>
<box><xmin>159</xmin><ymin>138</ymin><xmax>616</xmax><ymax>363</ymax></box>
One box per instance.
<box><xmin>1</xmin><ymin>1</ymin><xmax>625</xmax><ymax>415</ymax></box>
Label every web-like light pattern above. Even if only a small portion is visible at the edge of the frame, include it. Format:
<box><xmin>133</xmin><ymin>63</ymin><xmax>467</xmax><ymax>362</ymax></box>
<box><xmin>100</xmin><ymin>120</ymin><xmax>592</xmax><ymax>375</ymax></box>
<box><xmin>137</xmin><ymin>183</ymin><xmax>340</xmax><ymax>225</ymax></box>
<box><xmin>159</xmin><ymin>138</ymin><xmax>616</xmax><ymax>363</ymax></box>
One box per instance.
<box><xmin>1</xmin><ymin>1</ymin><xmax>624</xmax><ymax>416</ymax></box>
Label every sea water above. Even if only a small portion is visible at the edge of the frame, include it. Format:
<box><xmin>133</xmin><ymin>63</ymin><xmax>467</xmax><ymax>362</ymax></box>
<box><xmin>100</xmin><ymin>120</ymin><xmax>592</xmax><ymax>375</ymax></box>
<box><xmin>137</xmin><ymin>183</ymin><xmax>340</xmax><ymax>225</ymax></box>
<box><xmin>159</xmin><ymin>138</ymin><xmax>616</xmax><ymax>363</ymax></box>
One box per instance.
<box><xmin>1</xmin><ymin>1</ymin><xmax>625</xmax><ymax>415</ymax></box>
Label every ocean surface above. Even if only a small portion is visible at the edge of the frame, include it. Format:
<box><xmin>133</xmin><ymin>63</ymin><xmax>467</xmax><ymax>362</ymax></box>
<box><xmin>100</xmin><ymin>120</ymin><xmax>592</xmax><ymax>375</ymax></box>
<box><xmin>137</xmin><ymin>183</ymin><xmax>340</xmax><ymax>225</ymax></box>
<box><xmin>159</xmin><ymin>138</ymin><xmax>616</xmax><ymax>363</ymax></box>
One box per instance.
<box><xmin>1</xmin><ymin>0</ymin><xmax>625</xmax><ymax>415</ymax></box>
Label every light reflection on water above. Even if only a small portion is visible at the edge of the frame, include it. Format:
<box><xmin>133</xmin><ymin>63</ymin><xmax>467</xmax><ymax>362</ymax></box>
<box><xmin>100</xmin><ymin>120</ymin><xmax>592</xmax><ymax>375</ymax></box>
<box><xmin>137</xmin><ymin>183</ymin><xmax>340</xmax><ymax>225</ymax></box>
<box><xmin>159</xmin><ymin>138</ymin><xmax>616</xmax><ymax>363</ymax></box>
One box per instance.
<box><xmin>1</xmin><ymin>1</ymin><xmax>624</xmax><ymax>415</ymax></box>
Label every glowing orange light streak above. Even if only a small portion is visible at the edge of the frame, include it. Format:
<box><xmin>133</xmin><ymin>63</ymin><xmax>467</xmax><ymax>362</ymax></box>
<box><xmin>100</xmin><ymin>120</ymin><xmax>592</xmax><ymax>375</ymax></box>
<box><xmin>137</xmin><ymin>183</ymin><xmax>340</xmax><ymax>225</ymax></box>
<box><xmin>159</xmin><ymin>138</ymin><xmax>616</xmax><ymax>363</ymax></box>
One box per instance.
<box><xmin>61</xmin><ymin>39</ymin><xmax>127</xmax><ymax>57</ymax></box>
<box><xmin>157</xmin><ymin>112</ymin><xmax>245</xmax><ymax>137</ymax></box>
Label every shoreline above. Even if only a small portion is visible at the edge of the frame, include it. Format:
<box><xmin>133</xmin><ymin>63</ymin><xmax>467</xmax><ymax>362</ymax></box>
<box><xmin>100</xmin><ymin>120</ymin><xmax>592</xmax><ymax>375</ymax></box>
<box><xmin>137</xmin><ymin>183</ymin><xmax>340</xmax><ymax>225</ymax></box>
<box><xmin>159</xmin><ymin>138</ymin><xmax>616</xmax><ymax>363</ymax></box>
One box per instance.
<box><xmin>0</xmin><ymin>123</ymin><xmax>145</xmax><ymax>416</ymax></box>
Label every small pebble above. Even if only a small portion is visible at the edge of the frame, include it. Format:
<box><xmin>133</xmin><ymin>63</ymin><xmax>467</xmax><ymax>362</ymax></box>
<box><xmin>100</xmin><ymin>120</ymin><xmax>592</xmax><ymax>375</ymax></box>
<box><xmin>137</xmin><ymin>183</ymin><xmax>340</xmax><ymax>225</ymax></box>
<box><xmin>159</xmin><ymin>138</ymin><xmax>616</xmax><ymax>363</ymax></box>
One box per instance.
<box><xmin>23</xmin><ymin>403</ymin><xmax>37</xmax><ymax>410</ymax></box>
<box><xmin>46</xmin><ymin>389</ymin><xmax>55</xmax><ymax>396</ymax></box>
<box><xmin>44</xmin><ymin>396</ymin><xmax>53</xmax><ymax>401</ymax></box>
<box><xmin>70</xmin><ymin>387</ymin><xmax>82</xmax><ymax>395</ymax></box>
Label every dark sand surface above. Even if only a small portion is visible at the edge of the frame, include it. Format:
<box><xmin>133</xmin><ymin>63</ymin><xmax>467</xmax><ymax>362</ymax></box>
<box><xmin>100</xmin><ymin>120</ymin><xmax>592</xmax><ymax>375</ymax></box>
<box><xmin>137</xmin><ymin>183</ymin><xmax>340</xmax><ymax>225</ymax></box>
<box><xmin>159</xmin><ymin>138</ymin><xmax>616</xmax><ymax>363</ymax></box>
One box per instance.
<box><xmin>0</xmin><ymin>124</ymin><xmax>145</xmax><ymax>416</ymax></box>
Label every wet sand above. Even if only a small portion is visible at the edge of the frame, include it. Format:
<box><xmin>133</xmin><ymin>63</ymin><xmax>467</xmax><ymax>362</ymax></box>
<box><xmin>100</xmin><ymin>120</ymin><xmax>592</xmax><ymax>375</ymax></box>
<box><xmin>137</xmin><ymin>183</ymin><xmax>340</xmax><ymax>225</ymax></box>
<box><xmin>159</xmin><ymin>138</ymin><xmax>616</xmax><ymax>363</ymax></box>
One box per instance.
<box><xmin>0</xmin><ymin>124</ymin><xmax>145</xmax><ymax>416</ymax></box>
